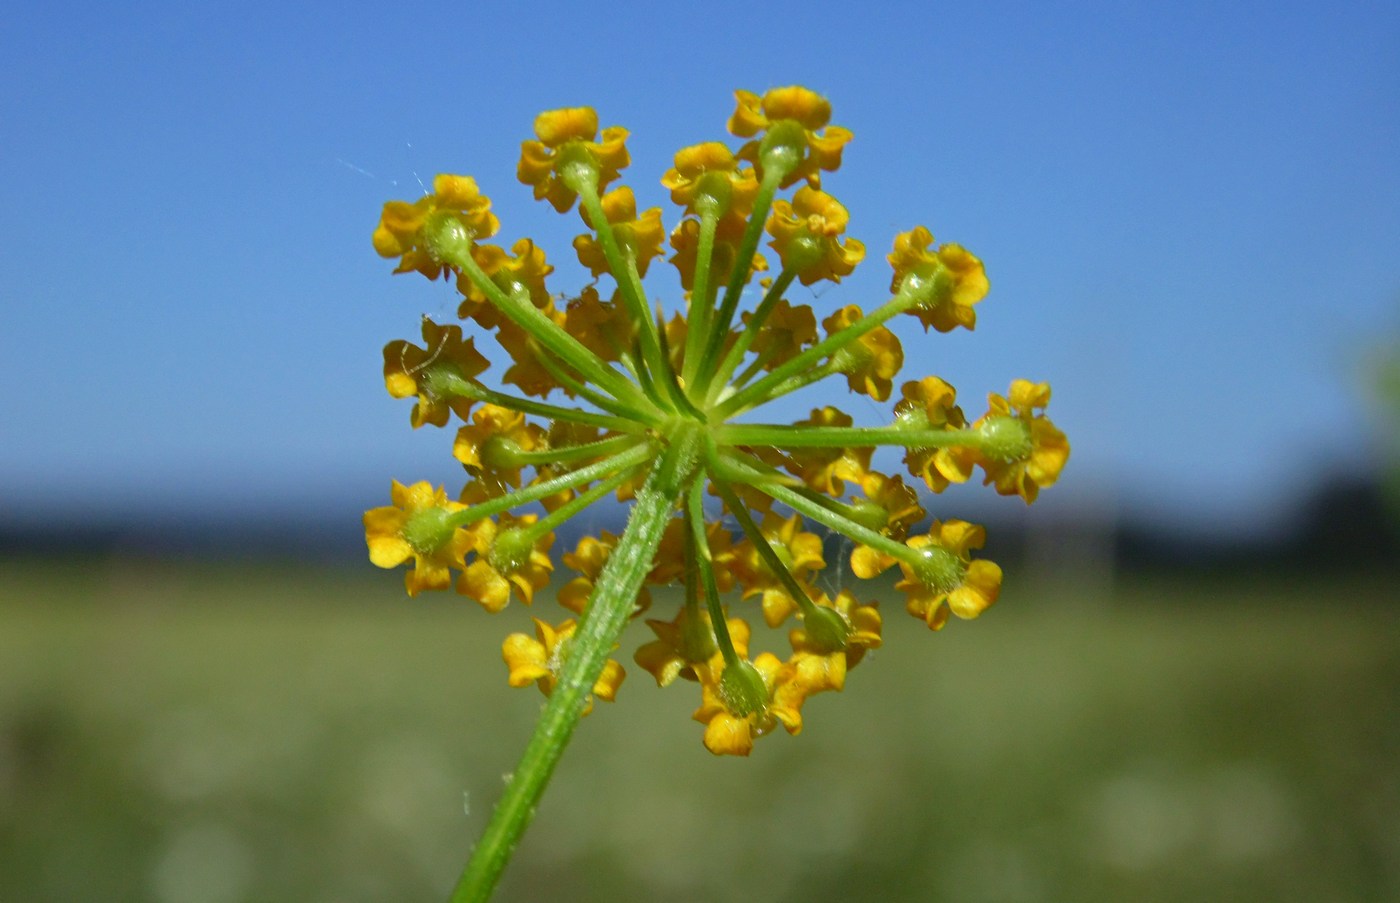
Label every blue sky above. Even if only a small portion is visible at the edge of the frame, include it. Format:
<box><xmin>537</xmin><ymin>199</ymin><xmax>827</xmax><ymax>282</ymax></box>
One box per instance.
<box><xmin>2</xmin><ymin>0</ymin><xmax>1398</xmax><ymax>537</ymax></box>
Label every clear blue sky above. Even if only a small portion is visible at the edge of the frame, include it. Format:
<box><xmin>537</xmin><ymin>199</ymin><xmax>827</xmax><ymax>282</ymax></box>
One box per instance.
<box><xmin>2</xmin><ymin>0</ymin><xmax>1398</xmax><ymax>537</ymax></box>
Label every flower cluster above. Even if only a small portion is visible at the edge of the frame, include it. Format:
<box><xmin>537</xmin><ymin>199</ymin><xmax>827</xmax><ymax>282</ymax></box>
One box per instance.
<box><xmin>364</xmin><ymin>86</ymin><xmax>1068</xmax><ymax>756</ymax></box>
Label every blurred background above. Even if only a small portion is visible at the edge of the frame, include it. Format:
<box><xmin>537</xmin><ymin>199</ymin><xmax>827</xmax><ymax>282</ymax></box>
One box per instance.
<box><xmin>2</xmin><ymin>1</ymin><xmax>1398</xmax><ymax>900</ymax></box>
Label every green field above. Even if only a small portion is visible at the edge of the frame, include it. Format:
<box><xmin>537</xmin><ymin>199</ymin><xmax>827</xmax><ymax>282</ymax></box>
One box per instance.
<box><xmin>1</xmin><ymin>559</ymin><xmax>1396</xmax><ymax>902</ymax></box>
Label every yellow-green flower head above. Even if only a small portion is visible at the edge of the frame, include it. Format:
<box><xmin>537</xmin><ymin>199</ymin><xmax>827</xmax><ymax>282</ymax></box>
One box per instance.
<box><xmin>382</xmin><ymin>318</ymin><xmax>490</xmax><ymax>429</ymax></box>
<box><xmin>856</xmin><ymin>473</ymin><xmax>926</xmax><ymax>541</ymax></box>
<box><xmin>766</xmin><ymin>186</ymin><xmax>865</xmax><ymax>286</ymax></box>
<box><xmin>364</xmin><ymin>481</ymin><xmax>472</xmax><ymax>597</ymax></box>
<box><xmin>799</xmin><ymin>590</ymin><xmax>883</xmax><ymax>670</ymax></box>
<box><xmin>372</xmin><ymin>174</ymin><xmax>500</xmax><ymax>280</ymax></box>
<box><xmin>888</xmin><ymin>225</ymin><xmax>989</xmax><ymax>332</ymax></box>
<box><xmin>503</xmin><ymin>617</ymin><xmax>625</xmax><ymax>714</ymax></box>
<box><xmin>572</xmin><ymin>186</ymin><xmax>666</xmax><ymax>278</ymax></box>
<box><xmin>661</xmin><ymin>141</ymin><xmax>760</xmax><ymax>220</ymax></box>
<box><xmin>365</xmin><ymin>86</ymin><xmax>1070</xmax><ymax>760</ymax></box>
<box><xmin>975</xmin><ymin>380</ymin><xmax>1070</xmax><ymax>503</ymax></box>
<box><xmin>517</xmin><ymin>107</ymin><xmax>630</xmax><ymax>213</ymax></box>
<box><xmin>728</xmin><ymin>86</ymin><xmax>853</xmax><ymax>189</ymax></box>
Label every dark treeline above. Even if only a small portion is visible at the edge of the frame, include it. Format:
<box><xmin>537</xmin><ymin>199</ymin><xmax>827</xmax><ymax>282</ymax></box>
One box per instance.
<box><xmin>4</xmin><ymin>474</ymin><xmax>1399</xmax><ymax>578</ymax></box>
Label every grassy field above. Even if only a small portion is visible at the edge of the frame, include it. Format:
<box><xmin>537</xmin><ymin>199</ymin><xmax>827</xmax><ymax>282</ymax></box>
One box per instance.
<box><xmin>1</xmin><ymin>558</ymin><xmax>1397</xmax><ymax>902</ymax></box>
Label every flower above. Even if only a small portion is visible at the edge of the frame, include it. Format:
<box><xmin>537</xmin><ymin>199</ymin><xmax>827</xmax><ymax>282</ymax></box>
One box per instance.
<box><xmin>517</xmin><ymin>107</ymin><xmax>630</xmax><ymax>212</ymax></box>
<box><xmin>457</xmin><ymin>512</ymin><xmax>554</xmax><ymax>612</ymax></box>
<box><xmin>728</xmin><ymin>86</ymin><xmax>853</xmax><ymax>189</ymax></box>
<box><xmin>364</xmin><ymin>481</ymin><xmax>472</xmax><ymax>596</ymax></box>
<box><xmin>503</xmin><ymin>617</ymin><xmax>625</xmax><ymax>712</ymax></box>
<box><xmin>372</xmin><ymin>174</ymin><xmax>500</xmax><ymax>280</ymax></box>
<box><xmin>896</xmin><ymin>522</ymin><xmax>1003</xmax><ymax>630</ymax></box>
<box><xmin>382</xmin><ymin>318</ymin><xmax>489</xmax><ymax>428</ymax></box>
<box><xmin>824</xmin><ymin>305</ymin><xmax>903</xmax><ymax>401</ymax></box>
<box><xmin>894</xmin><ymin>376</ymin><xmax>976</xmax><ymax>492</ymax></box>
<box><xmin>766</xmin><ymin>186</ymin><xmax>865</xmax><ymax>285</ymax></box>
<box><xmin>888</xmin><ymin>226</ymin><xmax>989</xmax><ymax>333</ymax></box>
<box><xmin>661</xmin><ymin>142</ymin><xmax>759</xmax><ymax>221</ymax></box>
<box><xmin>974</xmin><ymin>380</ymin><xmax>1070</xmax><ymax>503</ymax></box>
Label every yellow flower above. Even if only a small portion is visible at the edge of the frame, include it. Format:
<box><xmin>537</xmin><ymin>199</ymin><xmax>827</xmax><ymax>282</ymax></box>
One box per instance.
<box><xmin>517</xmin><ymin>107</ymin><xmax>630</xmax><ymax>212</ymax></box>
<box><xmin>457</xmin><ymin>512</ymin><xmax>554</xmax><ymax>612</ymax></box>
<box><xmin>766</xmin><ymin>186</ymin><xmax>865</xmax><ymax>285</ymax></box>
<box><xmin>856</xmin><ymin>473</ymin><xmax>925</xmax><ymax>541</ymax></box>
<box><xmin>888</xmin><ymin>226</ymin><xmax>989</xmax><ymax>333</ymax></box>
<box><xmin>363</xmin><ymin>480</ymin><xmax>472</xmax><ymax>597</ymax></box>
<box><xmin>975</xmin><ymin>380</ymin><xmax>1070</xmax><ymax>503</ymax></box>
<box><xmin>572</xmin><ymin>186</ymin><xmax>666</xmax><ymax>277</ymax></box>
<box><xmin>382</xmin><ymin>318</ymin><xmax>489</xmax><ymax>429</ymax></box>
<box><xmin>372</xmin><ymin>174</ymin><xmax>500</xmax><ymax>279</ymax></box>
<box><xmin>896</xmin><ymin>522</ymin><xmax>1002</xmax><ymax>630</ymax></box>
<box><xmin>502</xmin><ymin>617</ymin><xmax>625</xmax><ymax>712</ymax></box>
<box><xmin>823</xmin><ymin>305</ymin><xmax>903</xmax><ymax>401</ymax></box>
<box><xmin>787</xmin><ymin>589</ymin><xmax>883</xmax><ymax>678</ymax></box>
<box><xmin>453</xmin><ymin>404</ymin><xmax>546</xmax><ymax>492</ymax></box>
<box><xmin>690</xmin><ymin>635</ymin><xmax>847</xmax><ymax>755</ymax></box>
<box><xmin>728</xmin><ymin>86</ymin><xmax>853</xmax><ymax>189</ymax></box>
<box><xmin>894</xmin><ymin>376</ymin><xmax>976</xmax><ymax>492</ymax></box>
<box><xmin>661</xmin><ymin>142</ymin><xmax>759</xmax><ymax>221</ymax></box>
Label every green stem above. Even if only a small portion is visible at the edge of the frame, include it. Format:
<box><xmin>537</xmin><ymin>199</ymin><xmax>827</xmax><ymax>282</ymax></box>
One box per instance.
<box><xmin>434</xmin><ymin>372</ymin><xmax>640</xmax><ymax>432</ymax></box>
<box><xmin>532</xmin><ymin>343</ymin><xmax>648</xmax><ymax>420</ymax></box>
<box><xmin>713</xmin><ymin>278</ymin><xmax>928</xmax><ymax>420</ymax></box>
<box><xmin>709</xmin><ymin>469</ymin><xmax>823</xmax><ymax>622</ymax></box>
<box><xmin>445</xmin><ymin>443</ymin><xmax>653</xmax><ymax>531</ymax></box>
<box><xmin>444</xmin><ymin>235</ymin><xmax>652</xmax><ymax>413</ymax></box>
<box><xmin>512</xmin><ymin>468</ymin><xmax>639</xmax><ymax>545</ymax></box>
<box><xmin>508</xmin><ymin>433</ymin><xmax>641</xmax><ymax>466</ymax></box>
<box><xmin>686</xmin><ymin>477</ymin><xmax>740</xmax><ymax>668</ymax></box>
<box><xmin>705</xmin><ymin>267</ymin><xmax>799</xmax><ymax>405</ymax></box>
<box><xmin>570</xmin><ymin>178</ymin><xmax>675</xmax><ymax>410</ymax></box>
<box><xmin>696</xmin><ymin>167</ymin><xmax>786</xmax><ymax>388</ymax></box>
<box><xmin>711</xmin><ymin>449</ymin><xmax>916</xmax><ymax>566</ymax></box>
<box><xmin>719</xmin><ymin>423</ymin><xmax>982</xmax><ymax>449</ymax></box>
<box><xmin>450</xmin><ymin>425</ymin><xmax>701</xmax><ymax>903</ymax></box>
<box><xmin>680</xmin><ymin>209</ymin><xmax>720</xmax><ymax>390</ymax></box>
<box><xmin>732</xmin><ymin>343</ymin><xmax>782</xmax><ymax>388</ymax></box>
